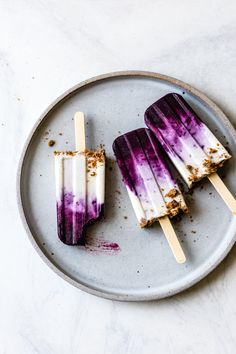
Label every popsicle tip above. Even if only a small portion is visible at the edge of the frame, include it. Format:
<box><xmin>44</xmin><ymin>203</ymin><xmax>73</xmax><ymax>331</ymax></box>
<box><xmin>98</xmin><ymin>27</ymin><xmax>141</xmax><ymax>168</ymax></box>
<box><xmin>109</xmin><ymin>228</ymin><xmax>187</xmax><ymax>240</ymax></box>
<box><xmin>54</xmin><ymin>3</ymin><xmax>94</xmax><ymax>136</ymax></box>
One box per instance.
<box><xmin>176</xmin><ymin>255</ymin><xmax>186</xmax><ymax>264</ymax></box>
<box><xmin>74</xmin><ymin>111</ymin><xmax>84</xmax><ymax>120</ymax></box>
<box><xmin>74</xmin><ymin>111</ymin><xmax>85</xmax><ymax>151</ymax></box>
<box><xmin>230</xmin><ymin>203</ymin><xmax>236</xmax><ymax>215</ymax></box>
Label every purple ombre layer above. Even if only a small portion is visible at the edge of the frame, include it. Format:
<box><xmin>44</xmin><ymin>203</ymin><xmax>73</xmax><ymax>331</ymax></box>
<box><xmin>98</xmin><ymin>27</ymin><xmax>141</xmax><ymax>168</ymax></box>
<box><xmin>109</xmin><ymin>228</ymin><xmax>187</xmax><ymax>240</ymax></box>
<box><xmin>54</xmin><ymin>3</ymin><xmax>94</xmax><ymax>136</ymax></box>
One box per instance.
<box><xmin>56</xmin><ymin>192</ymin><xmax>104</xmax><ymax>245</ymax></box>
<box><xmin>112</xmin><ymin>128</ymin><xmax>176</xmax><ymax>195</ymax></box>
<box><xmin>164</xmin><ymin>93</ymin><xmax>203</xmax><ymax>134</ymax></box>
<box><xmin>144</xmin><ymin>93</ymin><xmax>204</xmax><ymax>155</ymax></box>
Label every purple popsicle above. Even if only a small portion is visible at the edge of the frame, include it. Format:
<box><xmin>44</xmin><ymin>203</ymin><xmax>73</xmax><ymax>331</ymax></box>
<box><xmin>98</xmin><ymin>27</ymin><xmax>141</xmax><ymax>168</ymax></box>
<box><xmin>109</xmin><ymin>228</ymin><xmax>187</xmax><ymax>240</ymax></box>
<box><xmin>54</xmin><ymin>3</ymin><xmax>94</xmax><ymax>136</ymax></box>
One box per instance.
<box><xmin>145</xmin><ymin>93</ymin><xmax>236</xmax><ymax>215</ymax></box>
<box><xmin>113</xmin><ymin>128</ymin><xmax>188</xmax><ymax>227</ymax></box>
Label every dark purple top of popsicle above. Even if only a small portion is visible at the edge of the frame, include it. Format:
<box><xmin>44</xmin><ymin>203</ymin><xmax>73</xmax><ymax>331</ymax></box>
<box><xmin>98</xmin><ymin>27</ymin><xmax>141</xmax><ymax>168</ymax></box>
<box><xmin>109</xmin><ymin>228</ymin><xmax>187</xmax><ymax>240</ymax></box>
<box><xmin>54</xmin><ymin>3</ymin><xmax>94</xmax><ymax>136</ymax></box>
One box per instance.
<box><xmin>144</xmin><ymin>93</ymin><xmax>204</xmax><ymax>153</ymax></box>
<box><xmin>112</xmin><ymin>128</ymin><xmax>175</xmax><ymax>195</ymax></box>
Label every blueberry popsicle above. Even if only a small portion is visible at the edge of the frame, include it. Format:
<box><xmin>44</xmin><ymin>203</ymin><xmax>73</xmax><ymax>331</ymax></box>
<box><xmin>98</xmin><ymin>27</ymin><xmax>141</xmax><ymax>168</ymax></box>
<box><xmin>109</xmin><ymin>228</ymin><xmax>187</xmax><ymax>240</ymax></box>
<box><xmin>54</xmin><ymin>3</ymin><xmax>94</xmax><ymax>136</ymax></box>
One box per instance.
<box><xmin>145</xmin><ymin>93</ymin><xmax>236</xmax><ymax>214</ymax></box>
<box><xmin>113</xmin><ymin>128</ymin><xmax>188</xmax><ymax>263</ymax></box>
<box><xmin>54</xmin><ymin>112</ymin><xmax>105</xmax><ymax>245</ymax></box>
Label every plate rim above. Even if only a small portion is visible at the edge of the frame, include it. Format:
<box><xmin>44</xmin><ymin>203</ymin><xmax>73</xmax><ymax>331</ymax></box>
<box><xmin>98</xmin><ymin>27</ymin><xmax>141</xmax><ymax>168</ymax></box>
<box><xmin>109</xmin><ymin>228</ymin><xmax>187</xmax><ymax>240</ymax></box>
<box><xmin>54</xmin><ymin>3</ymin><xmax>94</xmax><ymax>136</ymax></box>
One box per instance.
<box><xmin>16</xmin><ymin>70</ymin><xmax>236</xmax><ymax>301</ymax></box>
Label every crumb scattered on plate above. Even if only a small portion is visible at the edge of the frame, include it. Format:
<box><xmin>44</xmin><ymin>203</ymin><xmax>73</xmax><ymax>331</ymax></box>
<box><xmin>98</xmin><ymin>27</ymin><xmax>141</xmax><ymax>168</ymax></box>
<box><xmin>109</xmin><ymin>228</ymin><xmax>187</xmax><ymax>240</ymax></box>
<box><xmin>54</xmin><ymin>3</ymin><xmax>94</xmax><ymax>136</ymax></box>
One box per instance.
<box><xmin>48</xmin><ymin>140</ymin><xmax>55</xmax><ymax>147</ymax></box>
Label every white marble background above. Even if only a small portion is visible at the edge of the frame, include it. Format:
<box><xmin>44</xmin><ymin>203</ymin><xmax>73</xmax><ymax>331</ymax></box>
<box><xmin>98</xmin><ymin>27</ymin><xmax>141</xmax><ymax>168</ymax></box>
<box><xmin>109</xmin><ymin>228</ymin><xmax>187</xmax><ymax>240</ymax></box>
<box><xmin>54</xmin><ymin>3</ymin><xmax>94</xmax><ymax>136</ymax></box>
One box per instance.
<box><xmin>1</xmin><ymin>1</ymin><xmax>236</xmax><ymax>353</ymax></box>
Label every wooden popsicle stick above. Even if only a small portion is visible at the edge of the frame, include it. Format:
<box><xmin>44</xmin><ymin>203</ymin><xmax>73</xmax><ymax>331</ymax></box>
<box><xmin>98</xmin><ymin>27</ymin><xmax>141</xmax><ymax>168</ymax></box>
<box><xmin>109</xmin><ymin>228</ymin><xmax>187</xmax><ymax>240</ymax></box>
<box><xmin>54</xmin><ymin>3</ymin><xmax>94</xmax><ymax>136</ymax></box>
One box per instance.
<box><xmin>74</xmin><ymin>112</ymin><xmax>86</xmax><ymax>151</ymax></box>
<box><xmin>159</xmin><ymin>216</ymin><xmax>186</xmax><ymax>264</ymax></box>
<box><xmin>208</xmin><ymin>172</ymin><xmax>236</xmax><ymax>215</ymax></box>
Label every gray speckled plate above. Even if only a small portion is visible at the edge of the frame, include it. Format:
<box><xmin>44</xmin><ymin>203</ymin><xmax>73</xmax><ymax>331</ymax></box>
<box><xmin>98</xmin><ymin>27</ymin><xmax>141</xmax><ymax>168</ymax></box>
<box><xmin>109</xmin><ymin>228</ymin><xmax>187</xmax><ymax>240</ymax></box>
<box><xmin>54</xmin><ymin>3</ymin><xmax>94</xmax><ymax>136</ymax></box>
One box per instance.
<box><xmin>17</xmin><ymin>71</ymin><xmax>236</xmax><ymax>301</ymax></box>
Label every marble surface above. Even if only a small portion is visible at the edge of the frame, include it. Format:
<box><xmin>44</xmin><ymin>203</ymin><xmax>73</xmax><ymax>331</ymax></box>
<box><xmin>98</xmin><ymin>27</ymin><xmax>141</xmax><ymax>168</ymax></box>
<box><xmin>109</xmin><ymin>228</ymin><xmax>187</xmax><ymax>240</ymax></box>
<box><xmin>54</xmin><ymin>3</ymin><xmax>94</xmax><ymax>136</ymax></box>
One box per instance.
<box><xmin>1</xmin><ymin>0</ymin><xmax>236</xmax><ymax>353</ymax></box>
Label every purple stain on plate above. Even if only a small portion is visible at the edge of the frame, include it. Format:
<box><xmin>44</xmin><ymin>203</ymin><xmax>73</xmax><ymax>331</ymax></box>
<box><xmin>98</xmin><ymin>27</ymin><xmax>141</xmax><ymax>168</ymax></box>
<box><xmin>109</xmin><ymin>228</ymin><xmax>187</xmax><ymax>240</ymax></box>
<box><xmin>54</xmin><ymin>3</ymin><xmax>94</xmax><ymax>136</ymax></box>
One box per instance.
<box><xmin>99</xmin><ymin>241</ymin><xmax>120</xmax><ymax>250</ymax></box>
<box><xmin>84</xmin><ymin>236</ymin><xmax>120</xmax><ymax>254</ymax></box>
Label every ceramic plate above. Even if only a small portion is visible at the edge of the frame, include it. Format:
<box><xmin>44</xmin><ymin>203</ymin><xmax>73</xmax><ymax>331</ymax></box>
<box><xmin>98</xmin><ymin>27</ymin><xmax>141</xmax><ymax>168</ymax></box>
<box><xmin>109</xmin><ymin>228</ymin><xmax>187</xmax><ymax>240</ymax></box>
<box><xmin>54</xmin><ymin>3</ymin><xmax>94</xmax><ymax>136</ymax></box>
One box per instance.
<box><xmin>17</xmin><ymin>71</ymin><xmax>236</xmax><ymax>301</ymax></box>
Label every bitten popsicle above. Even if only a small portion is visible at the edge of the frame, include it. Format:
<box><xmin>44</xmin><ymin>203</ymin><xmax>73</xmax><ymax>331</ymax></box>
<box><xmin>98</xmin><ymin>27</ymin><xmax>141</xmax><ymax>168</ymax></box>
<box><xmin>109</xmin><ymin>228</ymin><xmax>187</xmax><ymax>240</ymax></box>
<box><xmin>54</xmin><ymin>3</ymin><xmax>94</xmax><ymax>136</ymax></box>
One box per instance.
<box><xmin>113</xmin><ymin>128</ymin><xmax>188</xmax><ymax>263</ymax></box>
<box><xmin>145</xmin><ymin>93</ymin><xmax>236</xmax><ymax>214</ymax></box>
<box><xmin>54</xmin><ymin>112</ymin><xmax>105</xmax><ymax>245</ymax></box>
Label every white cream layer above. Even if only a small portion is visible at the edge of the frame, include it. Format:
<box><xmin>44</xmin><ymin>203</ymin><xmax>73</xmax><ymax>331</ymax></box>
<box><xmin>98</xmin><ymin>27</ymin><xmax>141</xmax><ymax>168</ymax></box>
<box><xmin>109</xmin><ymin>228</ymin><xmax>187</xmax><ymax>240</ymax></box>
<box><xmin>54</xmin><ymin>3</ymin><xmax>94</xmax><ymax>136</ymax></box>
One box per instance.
<box><xmin>55</xmin><ymin>152</ymin><xmax>105</xmax><ymax>206</ymax></box>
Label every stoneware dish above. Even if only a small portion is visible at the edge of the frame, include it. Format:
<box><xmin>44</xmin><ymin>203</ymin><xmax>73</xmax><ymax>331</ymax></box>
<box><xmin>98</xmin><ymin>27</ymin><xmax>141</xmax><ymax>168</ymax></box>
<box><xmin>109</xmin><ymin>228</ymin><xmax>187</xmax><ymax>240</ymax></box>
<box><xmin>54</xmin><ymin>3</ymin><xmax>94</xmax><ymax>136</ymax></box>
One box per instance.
<box><xmin>17</xmin><ymin>71</ymin><xmax>236</xmax><ymax>301</ymax></box>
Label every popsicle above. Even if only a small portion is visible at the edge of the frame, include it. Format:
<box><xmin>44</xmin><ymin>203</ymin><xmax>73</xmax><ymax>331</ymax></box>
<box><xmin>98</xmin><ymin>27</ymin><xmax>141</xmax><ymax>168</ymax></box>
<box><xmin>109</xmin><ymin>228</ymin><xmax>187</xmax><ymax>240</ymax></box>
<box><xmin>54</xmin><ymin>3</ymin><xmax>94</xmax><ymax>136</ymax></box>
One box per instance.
<box><xmin>113</xmin><ymin>128</ymin><xmax>188</xmax><ymax>263</ymax></box>
<box><xmin>54</xmin><ymin>112</ymin><xmax>105</xmax><ymax>245</ymax></box>
<box><xmin>145</xmin><ymin>93</ymin><xmax>236</xmax><ymax>214</ymax></box>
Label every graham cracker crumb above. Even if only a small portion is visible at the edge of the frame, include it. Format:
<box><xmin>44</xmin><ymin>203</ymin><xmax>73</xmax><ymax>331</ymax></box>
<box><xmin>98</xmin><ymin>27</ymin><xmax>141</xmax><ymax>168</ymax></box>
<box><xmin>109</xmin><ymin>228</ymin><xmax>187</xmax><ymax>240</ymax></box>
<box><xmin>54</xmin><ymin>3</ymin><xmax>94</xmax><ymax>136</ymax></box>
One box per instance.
<box><xmin>208</xmin><ymin>148</ymin><xmax>218</xmax><ymax>154</ymax></box>
<box><xmin>140</xmin><ymin>218</ymin><xmax>148</xmax><ymax>228</ymax></box>
<box><xmin>165</xmin><ymin>188</ymin><xmax>179</xmax><ymax>198</ymax></box>
<box><xmin>54</xmin><ymin>149</ymin><xmax>105</xmax><ymax>167</ymax></box>
<box><xmin>48</xmin><ymin>140</ymin><xmax>55</xmax><ymax>147</ymax></box>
